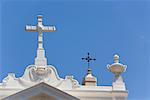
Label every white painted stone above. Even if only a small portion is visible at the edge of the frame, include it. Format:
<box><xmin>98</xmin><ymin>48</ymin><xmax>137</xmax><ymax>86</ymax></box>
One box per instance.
<box><xmin>82</xmin><ymin>69</ymin><xmax>97</xmax><ymax>86</ymax></box>
<box><xmin>0</xmin><ymin>16</ymin><xmax>128</xmax><ymax>100</ymax></box>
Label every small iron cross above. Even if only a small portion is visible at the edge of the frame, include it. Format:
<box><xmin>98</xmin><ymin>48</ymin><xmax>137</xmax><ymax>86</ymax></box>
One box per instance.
<box><xmin>82</xmin><ymin>52</ymin><xmax>96</xmax><ymax>69</ymax></box>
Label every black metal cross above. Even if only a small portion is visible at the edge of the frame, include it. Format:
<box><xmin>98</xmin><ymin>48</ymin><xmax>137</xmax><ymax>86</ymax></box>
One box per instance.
<box><xmin>82</xmin><ymin>52</ymin><xmax>96</xmax><ymax>69</ymax></box>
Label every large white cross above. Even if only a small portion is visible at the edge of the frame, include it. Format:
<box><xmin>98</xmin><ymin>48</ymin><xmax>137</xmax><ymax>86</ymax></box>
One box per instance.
<box><xmin>25</xmin><ymin>15</ymin><xmax>56</xmax><ymax>67</ymax></box>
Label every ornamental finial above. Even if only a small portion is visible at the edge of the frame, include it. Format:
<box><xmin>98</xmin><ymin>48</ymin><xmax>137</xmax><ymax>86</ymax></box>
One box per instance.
<box><xmin>114</xmin><ymin>54</ymin><xmax>119</xmax><ymax>63</ymax></box>
<box><xmin>82</xmin><ymin>53</ymin><xmax>97</xmax><ymax>86</ymax></box>
<box><xmin>107</xmin><ymin>54</ymin><xmax>127</xmax><ymax>90</ymax></box>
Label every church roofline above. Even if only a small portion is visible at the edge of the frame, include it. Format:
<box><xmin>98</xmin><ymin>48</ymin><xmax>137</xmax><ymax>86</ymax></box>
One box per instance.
<box><xmin>2</xmin><ymin>82</ymin><xmax>79</xmax><ymax>100</ymax></box>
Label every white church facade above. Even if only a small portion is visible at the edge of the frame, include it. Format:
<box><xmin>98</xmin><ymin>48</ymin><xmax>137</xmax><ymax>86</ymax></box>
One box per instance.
<box><xmin>0</xmin><ymin>15</ymin><xmax>128</xmax><ymax>100</ymax></box>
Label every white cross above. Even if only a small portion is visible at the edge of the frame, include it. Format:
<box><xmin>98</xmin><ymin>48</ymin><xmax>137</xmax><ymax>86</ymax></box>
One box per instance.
<box><xmin>25</xmin><ymin>15</ymin><xmax>56</xmax><ymax>49</ymax></box>
<box><xmin>25</xmin><ymin>15</ymin><xmax>56</xmax><ymax>66</ymax></box>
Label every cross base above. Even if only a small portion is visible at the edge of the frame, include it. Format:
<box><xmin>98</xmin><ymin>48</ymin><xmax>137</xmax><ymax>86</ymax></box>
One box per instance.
<box><xmin>35</xmin><ymin>49</ymin><xmax>47</xmax><ymax>67</ymax></box>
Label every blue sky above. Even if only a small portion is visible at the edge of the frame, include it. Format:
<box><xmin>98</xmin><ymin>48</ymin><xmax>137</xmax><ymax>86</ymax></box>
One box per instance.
<box><xmin>1</xmin><ymin>0</ymin><xmax>150</xmax><ymax>99</ymax></box>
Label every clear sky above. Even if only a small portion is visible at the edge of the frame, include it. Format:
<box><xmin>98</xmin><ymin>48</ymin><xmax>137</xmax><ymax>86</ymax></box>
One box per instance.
<box><xmin>1</xmin><ymin>0</ymin><xmax>150</xmax><ymax>99</ymax></box>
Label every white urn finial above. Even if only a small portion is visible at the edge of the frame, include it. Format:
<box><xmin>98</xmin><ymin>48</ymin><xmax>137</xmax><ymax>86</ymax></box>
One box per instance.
<box><xmin>107</xmin><ymin>54</ymin><xmax>126</xmax><ymax>75</ymax></box>
<box><xmin>107</xmin><ymin>54</ymin><xmax>127</xmax><ymax>90</ymax></box>
<box><xmin>107</xmin><ymin>54</ymin><xmax>127</xmax><ymax>81</ymax></box>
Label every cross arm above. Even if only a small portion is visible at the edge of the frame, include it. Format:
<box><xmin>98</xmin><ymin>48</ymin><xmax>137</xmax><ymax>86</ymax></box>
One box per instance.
<box><xmin>25</xmin><ymin>25</ymin><xmax>37</xmax><ymax>32</ymax></box>
<box><xmin>42</xmin><ymin>26</ymin><xmax>56</xmax><ymax>32</ymax></box>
